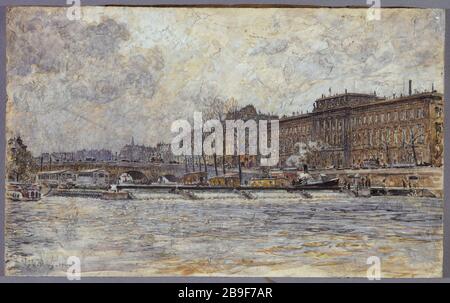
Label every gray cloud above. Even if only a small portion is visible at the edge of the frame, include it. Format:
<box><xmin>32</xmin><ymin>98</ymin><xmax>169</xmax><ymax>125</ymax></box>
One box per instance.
<box><xmin>8</xmin><ymin>8</ymin><xmax>164</xmax><ymax>110</ymax></box>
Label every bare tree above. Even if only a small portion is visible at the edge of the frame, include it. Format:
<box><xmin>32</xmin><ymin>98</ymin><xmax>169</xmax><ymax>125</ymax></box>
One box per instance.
<box><xmin>378</xmin><ymin>130</ymin><xmax>391</xmax><ymax>167</ymax></box>
<box><xmin>433</xmin><ymin>113</ymin><xmax>444</xmax><ymax>167</ymax></box>
<box><xmin>202</xmin><ymin>96</ymin><xmax>239</xmax><ymax>175</ymax></box>
<box><xmin>404</xmin><ymin>126</ymin><xmax>424</xmax><ymax>166</ymax></box>
<box><xmin>203</xmin><ymin>97</ymin><xmax>226</xmax><ymax>175</ymax></box>
<box><xmin>225</xmin><ymin>97</ymin><xmax>241</xmax><ymax>171</ymax></box>
<box><xmin>213</xmin><ymin>152</ymin><xmax>218</xmax><ymax>176</ymax></box>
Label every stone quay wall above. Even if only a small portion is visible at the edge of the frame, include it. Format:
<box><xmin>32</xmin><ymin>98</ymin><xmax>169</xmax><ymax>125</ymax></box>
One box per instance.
<box><xmin>313</xmin><ymin>166</ymin><xmax>443</xmax><ymax>197</ymax></box>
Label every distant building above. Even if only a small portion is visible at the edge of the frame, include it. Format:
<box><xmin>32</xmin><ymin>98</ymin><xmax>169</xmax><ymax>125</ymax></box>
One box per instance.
<box><xmin>119</xmin><ymin>137</ymin><xmax>156</xmax><ymax>162</ymax></box>
<box><xmin>49</xmin><ymin>152</ymin><xmax>74</xmax><ymax>163</ymax></box>
<box><xmin>73</xmin><ymin>149</ymin><xmax>113</xmax><ymax>162</ymax></box>
<box><xmin>38</xmin><ymin>149</ymin><xmax>113</xmax><ymax>164</ymax></box>
<box><xmin>280</xmin><ymin>85</ymin><xmax>444</xmax><ymax>169</ymax></box>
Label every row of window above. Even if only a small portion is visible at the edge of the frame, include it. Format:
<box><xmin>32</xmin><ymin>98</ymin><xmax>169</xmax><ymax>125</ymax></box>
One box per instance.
<box><xmin>281</xmin><ymin>124</ymin><xmax>311</xmax><ymax>136</ymax></box>
<box><xmin>282</xmin><ymin>107</ymin><xmax>427</xmax><ymax>137</ymax></box>
<box><xmin>280</xmin><ymin>124</ymin><xmax>426</xmax><ymax>153</ymax></box>
<box><xmin>323</xmin><ymin>133</ymin><xmax>343</xmax><ymax>146</ymax></box>
<box><xmin>352</xmin><ymin>125</ymin><xmax>425</xmax><ymax>147</ymax></box>
<box><xmin>352</xmin><ymin>108</ymin><xmax>425</xmax><ymax>127</ymax></box>
<box><xmin>315</xmin><ymin>118</ymin><xmax>344</xmax><ymax>131</ymax></box>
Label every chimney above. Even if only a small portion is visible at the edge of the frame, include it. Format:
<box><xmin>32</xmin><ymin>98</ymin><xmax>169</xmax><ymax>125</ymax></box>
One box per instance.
<box><xmin>408</xmin><ymin>80</ymin><xmax>412</xmax><ymax>96</ymax></box>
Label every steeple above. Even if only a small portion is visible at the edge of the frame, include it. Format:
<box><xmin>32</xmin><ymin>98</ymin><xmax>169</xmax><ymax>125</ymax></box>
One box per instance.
<box><xmin>131</xmin><ymin>136</ymin><xmax>135</xmax><ymax>146</ymax></box>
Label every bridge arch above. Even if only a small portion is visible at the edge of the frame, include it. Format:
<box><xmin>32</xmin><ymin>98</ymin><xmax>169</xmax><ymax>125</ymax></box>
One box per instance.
<box><xmin>36</xmin><ymin>162</ymin><xmax>170</xmax><ymax>184</ymax></box>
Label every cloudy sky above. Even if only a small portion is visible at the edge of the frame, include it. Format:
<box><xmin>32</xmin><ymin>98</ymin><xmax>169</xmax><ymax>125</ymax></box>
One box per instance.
<box><xmin>6</xmin><ymin>7</ymin><xmax>444</xmax><ymax>155</ymax></box>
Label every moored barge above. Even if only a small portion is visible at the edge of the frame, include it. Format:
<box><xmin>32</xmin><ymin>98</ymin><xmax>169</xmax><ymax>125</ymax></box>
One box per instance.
<box><xmin>6</xmin><ymin>183</ymin><xmax>41</xmax><ymax>201</ymax></box>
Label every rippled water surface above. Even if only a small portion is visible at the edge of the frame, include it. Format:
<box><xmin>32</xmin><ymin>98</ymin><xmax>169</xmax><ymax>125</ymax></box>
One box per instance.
<box><xmin>5</xmin><ymin>190</ymin><xmax>443</xmax><ymax>277</ymax></box>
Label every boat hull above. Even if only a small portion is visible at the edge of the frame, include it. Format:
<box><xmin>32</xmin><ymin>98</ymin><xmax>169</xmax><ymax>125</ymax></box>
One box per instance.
<box><xmin>49</xmin><ymin>189</ymin><xmax>132</xmax><ymax>200</ymax></box>
<box><xmin>292</xmin><ymin>178</ymin><xmax>340</xmax><ymax>189</ymax></box>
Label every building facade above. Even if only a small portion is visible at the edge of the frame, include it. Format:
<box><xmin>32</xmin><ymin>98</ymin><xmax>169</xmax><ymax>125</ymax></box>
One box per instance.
<box><xmin>280</xmin><ymin>90</ymin><xmax>444</xmax><ymax>169</ymax></box>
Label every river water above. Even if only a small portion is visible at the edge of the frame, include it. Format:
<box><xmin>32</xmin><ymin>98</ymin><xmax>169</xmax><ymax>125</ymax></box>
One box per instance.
<box><xmin>5</xmin><ymin>190</ymin><xmax>443</xmax><ymax>277</ymax></box>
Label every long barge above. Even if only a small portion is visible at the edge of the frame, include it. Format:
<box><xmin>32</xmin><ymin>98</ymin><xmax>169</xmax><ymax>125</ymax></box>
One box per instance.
<box><xmin>47</xmin><ymin>189</ymin><xmax>132</xmax><ymax>200</ymax></box>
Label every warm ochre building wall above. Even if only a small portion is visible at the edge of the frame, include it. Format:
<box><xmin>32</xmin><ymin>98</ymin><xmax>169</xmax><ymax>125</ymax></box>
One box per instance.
<box><xmin>279</xmin><ymin>92</ymin><xmax>443</xmax><ymax>169</ymax></box>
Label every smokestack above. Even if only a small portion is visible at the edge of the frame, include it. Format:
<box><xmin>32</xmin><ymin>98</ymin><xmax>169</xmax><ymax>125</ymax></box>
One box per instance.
<box><xmin>409</xmin><ymin>80</ymin><xmax>412</xmax><ymax>96</ymax></box>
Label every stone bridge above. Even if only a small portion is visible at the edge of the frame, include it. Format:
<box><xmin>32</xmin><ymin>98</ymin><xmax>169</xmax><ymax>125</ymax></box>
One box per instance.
<box><xmin>36</xmin><ymin>162</ymin><xmax>184</xmax><ymax>183</ymax></box>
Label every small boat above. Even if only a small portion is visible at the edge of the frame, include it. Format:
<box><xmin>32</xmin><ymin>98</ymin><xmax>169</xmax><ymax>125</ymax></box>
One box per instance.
<box><xmin>6</xmin><ymin>183</ymin><xmax>41</xmax><ymax>201</ymax></box>
<box><xmin>101</xmin><ymin>184</ymin><xmax>133</xmax><ymax>200</ymax></box>
<box><xmin>292</xmin><ymin>173</ymin><xmax>340</xmax><ymax>189</ymax></box>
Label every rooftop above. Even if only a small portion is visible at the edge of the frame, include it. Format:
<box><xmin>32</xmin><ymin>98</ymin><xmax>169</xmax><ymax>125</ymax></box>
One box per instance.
<box><xmin>315</xmin><ymin>92</ymin><xmax>378</xmax><ymax>102</ymax></box>
<box><xmin>280</xmin><ymin>90</ymin><xmax>442</xmax><ymax>122</ymax></box>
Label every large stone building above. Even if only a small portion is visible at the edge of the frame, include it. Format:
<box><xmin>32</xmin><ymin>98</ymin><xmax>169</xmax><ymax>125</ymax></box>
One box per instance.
<box><xmin>280</xmin><ymin>88</ymin><xmax>444</xmax><ymax>169</ymax></box>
